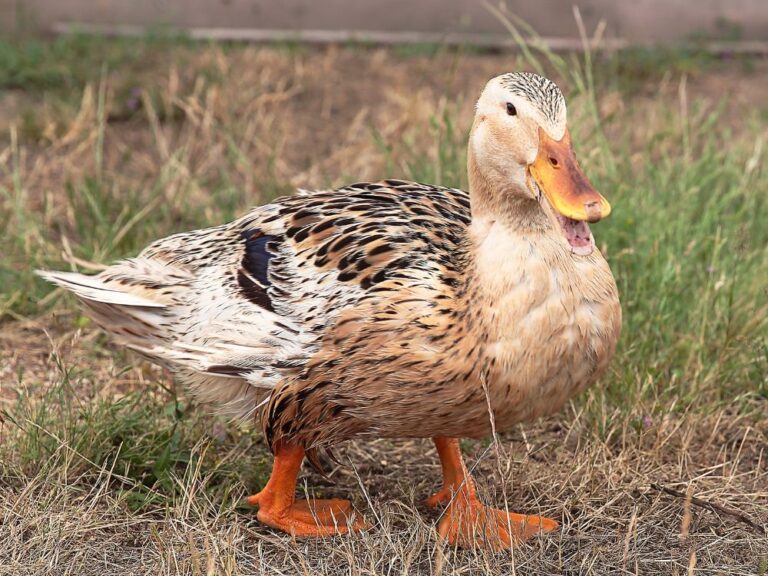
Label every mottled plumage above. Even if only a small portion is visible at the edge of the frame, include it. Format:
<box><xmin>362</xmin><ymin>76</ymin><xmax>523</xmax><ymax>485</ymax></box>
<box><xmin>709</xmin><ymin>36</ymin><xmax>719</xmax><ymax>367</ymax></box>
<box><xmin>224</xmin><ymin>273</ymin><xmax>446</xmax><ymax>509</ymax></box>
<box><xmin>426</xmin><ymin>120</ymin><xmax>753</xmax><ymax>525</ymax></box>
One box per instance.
<box><xmin>39</xmin><ymin>72</ymin><xmax>621</xmax><ymax>547</ymax></box>
<box><xmin>40</xmin><ymin>180</ymin><xmax>474</xmax><ymax>423</ymax></box>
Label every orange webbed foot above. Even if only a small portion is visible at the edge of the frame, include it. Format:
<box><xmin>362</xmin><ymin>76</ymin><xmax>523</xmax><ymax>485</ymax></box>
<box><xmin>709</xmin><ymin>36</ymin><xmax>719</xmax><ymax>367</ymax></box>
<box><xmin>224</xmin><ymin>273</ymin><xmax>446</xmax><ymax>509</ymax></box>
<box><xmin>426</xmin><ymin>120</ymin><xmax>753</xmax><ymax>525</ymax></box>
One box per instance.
<box><xmin>429</xmin><ymin>437</ymin><xmax>559</xmax><ymax>551</ymax></box>
<box><xmin>438</xmin><ymin>492</ymin><xmax>559</xmax><ymax>550</ymax></box>
<box><xmin>246</xmin><ymin>491</ymin><xmax>353</xmax><ymax>517</ymax></box>
<box><xmin>245</xmin><ymin>442</ymin><xmax>369</xmax><ymax>537</ymax></box>
<box><xmin>247</xmin><ymin>491</ymin><xmax>368</xmax><ymax>536</ymax></box>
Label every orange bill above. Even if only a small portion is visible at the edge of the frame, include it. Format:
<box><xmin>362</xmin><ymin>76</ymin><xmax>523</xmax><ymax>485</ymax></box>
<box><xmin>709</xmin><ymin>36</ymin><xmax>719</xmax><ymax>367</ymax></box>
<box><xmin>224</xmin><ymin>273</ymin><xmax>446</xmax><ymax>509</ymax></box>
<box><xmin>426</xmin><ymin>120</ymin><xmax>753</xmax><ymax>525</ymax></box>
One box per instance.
<box><xmin>528</xmin><ymin>127</ymin><xmax>611</xmax><ymax>223</ymax></box>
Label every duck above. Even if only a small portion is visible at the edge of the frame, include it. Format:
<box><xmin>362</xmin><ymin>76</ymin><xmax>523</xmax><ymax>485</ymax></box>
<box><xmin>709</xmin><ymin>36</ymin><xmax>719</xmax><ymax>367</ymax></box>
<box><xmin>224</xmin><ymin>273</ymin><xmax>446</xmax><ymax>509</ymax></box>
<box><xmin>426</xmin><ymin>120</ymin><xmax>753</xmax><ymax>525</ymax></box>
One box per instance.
<box><xmin>38</xmin><ymin>71</ymin><xmax>621</xmax><ymax>550</ymax></box>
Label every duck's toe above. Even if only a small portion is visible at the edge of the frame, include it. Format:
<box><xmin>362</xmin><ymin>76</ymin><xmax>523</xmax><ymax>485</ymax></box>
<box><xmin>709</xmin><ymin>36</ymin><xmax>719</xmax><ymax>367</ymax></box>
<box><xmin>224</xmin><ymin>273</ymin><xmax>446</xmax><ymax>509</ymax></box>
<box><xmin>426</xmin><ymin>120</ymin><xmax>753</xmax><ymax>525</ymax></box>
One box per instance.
<box><xmin>437</xmin><ymin>496</ymin><xmax>558</xmax><ymax>551</ymax></box>
<box><xmin>425</xmin><ymin>485</ymin><xmax>455</xmax><ymax>508</ymax></box>
<box><xmin>249</xmin><ymin>494</ymin><xmax>368</xmax><ymax>536</ymax></box>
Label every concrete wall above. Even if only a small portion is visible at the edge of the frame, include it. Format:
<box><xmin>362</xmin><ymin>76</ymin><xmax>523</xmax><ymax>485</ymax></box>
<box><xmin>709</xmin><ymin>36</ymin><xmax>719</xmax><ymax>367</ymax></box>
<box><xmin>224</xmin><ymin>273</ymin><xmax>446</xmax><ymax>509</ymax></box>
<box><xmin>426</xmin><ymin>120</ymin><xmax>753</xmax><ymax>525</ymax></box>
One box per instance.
<box><xmin>5</xmin><ymin>0</ymin><xmax>768</xmax><ymax>46</ymax></box>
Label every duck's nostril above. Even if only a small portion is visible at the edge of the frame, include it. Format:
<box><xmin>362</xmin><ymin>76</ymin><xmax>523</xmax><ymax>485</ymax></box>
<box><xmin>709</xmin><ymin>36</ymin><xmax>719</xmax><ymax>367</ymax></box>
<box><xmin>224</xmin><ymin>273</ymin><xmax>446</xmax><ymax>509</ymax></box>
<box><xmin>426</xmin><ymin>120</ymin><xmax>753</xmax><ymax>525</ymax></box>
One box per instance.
<box><xmin>549</xmin><ymin>156</ymin><xmax>559</xmax><ymax>167</ymax></box>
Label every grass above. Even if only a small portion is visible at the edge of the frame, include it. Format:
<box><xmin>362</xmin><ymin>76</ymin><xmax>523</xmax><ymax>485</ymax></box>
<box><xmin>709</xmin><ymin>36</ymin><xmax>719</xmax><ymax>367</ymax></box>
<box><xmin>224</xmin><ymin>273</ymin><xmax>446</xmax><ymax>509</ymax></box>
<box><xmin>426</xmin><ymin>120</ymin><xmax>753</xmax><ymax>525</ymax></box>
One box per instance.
<box><xmin>0</xmin><ymin>30</ymin><xmax>767</xmax><ymax>575</ymax></box>
<box><xmin>4</xmin><ymin>357</ymin><xmax>271</xmax><ymax>513</ymax></box>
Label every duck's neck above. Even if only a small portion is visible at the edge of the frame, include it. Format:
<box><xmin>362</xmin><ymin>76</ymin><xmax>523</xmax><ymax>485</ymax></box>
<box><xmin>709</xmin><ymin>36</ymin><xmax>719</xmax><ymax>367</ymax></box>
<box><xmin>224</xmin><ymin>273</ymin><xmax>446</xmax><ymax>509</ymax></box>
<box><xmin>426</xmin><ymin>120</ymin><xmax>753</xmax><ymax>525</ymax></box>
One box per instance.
<box><xmin>466</xmin><ymin>145</ymin><xmax>550</xmax><ymax>234</ymax></box>
<box><xmin>463</xmin><ymin>145</ymin><xmax>560</xmax><ymax>311</ymax></box>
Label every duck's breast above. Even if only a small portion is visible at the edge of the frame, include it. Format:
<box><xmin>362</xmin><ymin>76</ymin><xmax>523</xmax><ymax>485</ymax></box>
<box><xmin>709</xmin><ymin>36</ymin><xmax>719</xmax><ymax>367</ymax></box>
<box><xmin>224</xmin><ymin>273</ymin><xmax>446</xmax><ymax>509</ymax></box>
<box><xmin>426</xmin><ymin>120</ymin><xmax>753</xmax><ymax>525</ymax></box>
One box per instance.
<box><xmin>473</xmin><ymin>226</ymin><xmax>621</xmax><ymax>428</ymax></box>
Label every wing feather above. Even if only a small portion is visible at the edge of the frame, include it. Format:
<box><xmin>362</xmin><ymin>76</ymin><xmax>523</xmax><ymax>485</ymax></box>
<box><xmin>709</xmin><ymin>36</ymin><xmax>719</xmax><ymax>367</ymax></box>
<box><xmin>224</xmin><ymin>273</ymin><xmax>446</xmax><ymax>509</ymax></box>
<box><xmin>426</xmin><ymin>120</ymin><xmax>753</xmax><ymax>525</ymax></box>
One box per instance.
<box><xmin>39</xmin><ymin>181</ymin><xmax>471</xmax><ymax>421</ymax></box>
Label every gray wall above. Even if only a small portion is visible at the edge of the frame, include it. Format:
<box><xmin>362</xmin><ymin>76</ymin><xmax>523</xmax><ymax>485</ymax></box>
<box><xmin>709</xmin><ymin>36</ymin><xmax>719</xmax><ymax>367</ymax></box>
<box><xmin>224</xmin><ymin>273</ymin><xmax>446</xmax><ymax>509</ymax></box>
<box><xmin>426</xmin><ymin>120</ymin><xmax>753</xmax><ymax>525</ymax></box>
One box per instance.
<box><xmin>6</xmin><ymin>0</ymin><xmax>768</xmax><ymax>45</ymax></box>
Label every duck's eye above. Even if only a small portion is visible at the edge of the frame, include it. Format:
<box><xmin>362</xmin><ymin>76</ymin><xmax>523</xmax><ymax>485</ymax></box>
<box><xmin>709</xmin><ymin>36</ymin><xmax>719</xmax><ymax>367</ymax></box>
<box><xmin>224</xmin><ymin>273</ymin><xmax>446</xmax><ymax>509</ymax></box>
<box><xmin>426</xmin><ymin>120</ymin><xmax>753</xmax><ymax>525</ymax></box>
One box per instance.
<box><xmin>506</xmin><ymin>102</ymin><xmax>517</xmax><ymax>116</ymax></box>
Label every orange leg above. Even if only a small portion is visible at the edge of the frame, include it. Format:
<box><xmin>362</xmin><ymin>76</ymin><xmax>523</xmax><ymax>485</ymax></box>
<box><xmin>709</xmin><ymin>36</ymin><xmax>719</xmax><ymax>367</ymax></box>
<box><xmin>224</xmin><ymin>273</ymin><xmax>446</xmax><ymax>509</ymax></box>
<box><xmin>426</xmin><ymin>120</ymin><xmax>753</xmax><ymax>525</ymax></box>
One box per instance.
<box><xmin>426</xmin><ymin>437</ymin><xmax>559</xmax><ymax>550</ymax></box>
<box><xmin>245</xmin><ymin>442</ymin><xmax>368</xmax><ymax>536</ymax></box>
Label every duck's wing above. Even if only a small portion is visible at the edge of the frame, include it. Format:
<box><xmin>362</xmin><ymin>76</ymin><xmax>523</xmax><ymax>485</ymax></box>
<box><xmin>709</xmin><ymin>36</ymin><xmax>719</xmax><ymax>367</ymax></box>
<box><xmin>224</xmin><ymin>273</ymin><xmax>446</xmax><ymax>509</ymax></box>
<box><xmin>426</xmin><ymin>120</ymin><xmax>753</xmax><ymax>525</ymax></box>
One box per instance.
<box><xmin>39</xmin><ymin>180</ymin><xmax>471</xmax><ymax>419</ymax></box>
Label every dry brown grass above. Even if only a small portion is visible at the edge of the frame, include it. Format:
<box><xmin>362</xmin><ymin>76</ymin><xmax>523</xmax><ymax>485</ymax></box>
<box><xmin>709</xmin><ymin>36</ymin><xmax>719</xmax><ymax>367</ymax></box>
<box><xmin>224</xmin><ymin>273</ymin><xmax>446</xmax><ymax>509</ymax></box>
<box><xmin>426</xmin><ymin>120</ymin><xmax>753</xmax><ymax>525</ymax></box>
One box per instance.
<box><xmin>2</xmin><ymin>327</ymin><xmax>765</xmax><ymax>574</ymax></box>
<box><xmin>1</xmin><ymin>41</ymin><xmax>767</xmax><ymax>574</ymax></box>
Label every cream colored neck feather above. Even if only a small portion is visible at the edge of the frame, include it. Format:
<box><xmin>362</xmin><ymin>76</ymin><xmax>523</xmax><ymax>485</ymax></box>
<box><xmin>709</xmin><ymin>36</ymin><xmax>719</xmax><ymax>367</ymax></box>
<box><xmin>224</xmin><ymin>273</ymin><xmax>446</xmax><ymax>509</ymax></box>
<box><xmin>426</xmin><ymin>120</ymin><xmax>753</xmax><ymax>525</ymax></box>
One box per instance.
<box><xmin>466</xmin><ymin>141</ymin><xmax>551</xmax><ymax>236</ymax></box>
<box><xmin>465</xmin><ymin>136</ymin><xmax>567</xmax><ymax>333</ymax></box>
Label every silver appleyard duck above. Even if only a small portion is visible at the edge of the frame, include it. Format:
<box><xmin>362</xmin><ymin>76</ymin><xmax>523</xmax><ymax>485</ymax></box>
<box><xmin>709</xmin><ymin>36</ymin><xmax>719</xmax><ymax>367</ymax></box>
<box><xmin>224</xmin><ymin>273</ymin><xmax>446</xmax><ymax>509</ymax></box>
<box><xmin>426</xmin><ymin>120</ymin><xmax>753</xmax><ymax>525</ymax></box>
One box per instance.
<box><xmin>39</xmin><ymin>72</ymin><xmax>621</xmax><ymax>550</ymax></box>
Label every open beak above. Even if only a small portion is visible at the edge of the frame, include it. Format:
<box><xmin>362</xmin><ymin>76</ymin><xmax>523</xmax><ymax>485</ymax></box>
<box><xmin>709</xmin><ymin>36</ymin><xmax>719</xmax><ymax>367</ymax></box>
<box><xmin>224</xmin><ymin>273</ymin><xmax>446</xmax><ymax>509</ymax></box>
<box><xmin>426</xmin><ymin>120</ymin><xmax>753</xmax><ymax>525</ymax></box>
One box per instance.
<box><xmin>528</xmin><ymin>127</ymin><xmax>610</xmax><ymax>223</ymax></box>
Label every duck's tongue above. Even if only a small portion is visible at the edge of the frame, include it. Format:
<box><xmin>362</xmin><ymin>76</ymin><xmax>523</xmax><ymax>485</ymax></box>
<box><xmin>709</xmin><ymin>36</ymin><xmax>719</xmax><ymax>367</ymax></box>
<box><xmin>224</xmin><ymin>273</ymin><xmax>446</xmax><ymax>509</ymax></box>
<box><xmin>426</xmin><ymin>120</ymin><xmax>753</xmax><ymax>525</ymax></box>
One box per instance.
<box><xmin>556</xmin><ymin>214</ymin><xmax>595</xmax><ymax>256</ymax></box>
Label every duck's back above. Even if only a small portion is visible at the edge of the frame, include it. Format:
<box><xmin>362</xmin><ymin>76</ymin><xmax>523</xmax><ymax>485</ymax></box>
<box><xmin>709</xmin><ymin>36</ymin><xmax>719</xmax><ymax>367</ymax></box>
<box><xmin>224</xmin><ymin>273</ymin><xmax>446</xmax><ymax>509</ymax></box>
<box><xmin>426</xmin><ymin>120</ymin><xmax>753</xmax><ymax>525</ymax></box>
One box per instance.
<box><xmin>40</xmin><ymin>180</ymin><xmax>471</xmax><ymax>419</ymax></box>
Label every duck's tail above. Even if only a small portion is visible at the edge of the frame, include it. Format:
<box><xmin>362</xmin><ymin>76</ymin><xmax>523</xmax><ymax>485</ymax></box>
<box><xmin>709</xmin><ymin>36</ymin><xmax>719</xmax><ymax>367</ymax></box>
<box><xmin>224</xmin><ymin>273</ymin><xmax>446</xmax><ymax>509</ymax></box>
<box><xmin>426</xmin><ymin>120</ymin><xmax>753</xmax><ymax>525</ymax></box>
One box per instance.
<box><xmin>36</xmin><ymin>270</ymin><xmax>167</xmax><ymax>309</ymax></box>
<box><xmin>36</xmin><ymin>264</ymin><xmax>277</xmax><ymax>419</ymax></box>
<box><xmin>36</xmin><ymin>264</ymin><xmax>182</xmax><ymax>365</ymax></box>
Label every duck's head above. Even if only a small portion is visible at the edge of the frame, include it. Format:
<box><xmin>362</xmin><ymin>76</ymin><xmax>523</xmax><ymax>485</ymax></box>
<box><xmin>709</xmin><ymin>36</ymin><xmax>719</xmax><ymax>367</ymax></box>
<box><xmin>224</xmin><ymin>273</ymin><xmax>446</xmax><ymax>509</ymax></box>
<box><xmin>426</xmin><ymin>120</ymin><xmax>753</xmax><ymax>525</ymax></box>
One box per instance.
<box><xmin>469</xmin><ymin>72</ymin><xmax>611</xmax><ymax>256</ymax></box>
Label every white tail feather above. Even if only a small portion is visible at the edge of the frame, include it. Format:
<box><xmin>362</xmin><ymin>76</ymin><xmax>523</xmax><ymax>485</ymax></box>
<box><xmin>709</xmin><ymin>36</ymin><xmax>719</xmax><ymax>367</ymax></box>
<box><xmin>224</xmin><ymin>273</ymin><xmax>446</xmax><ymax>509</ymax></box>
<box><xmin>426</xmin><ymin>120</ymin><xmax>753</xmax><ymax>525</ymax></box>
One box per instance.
<box><xmin>37</xmin><ymin>261</ymin><xmax>287</xmax><ymax>419</ymax></box>
<box><xmin>36</xmin><ymin>270</ymin><xmax>165</xmax><ymax>308</ymax></box>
